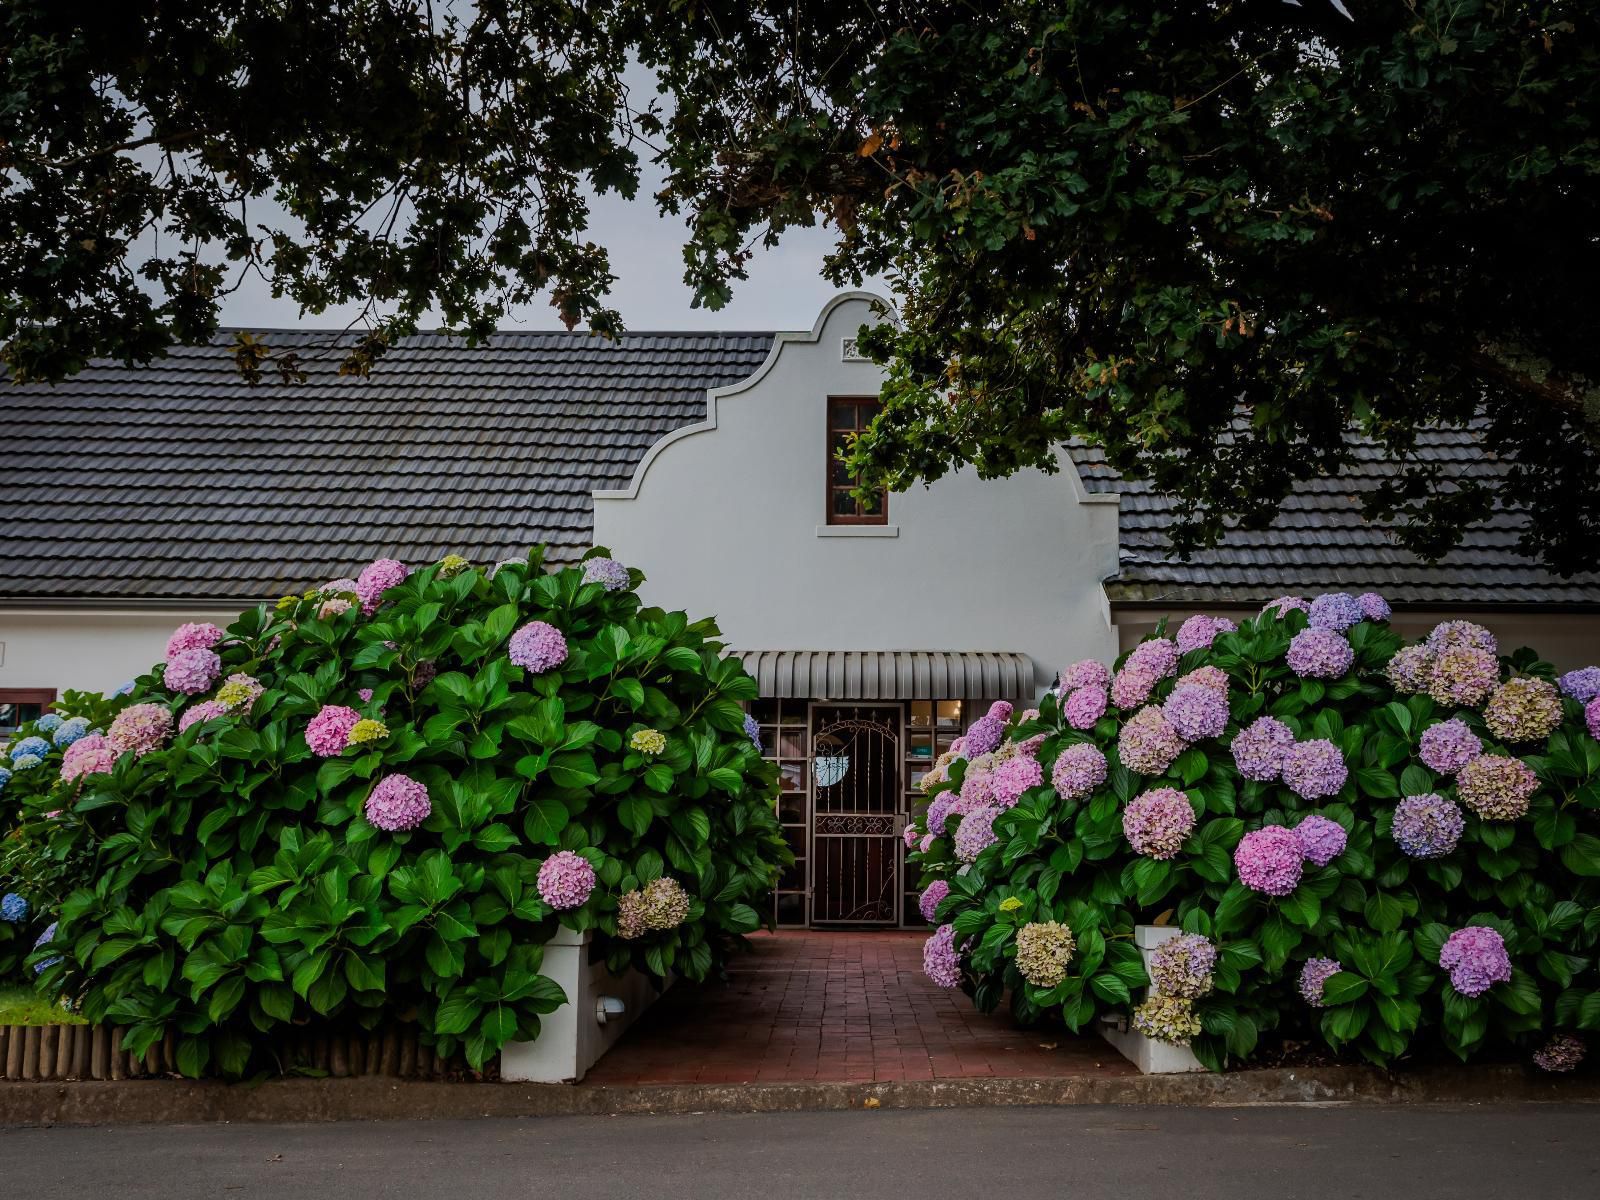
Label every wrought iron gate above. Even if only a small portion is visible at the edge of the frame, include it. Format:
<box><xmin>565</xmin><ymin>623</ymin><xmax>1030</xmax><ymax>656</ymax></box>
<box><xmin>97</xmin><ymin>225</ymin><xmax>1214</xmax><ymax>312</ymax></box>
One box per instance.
<box><xmin>808</xmin><ymin>704</ymin><xmax>903</xmax><ymax>925</ymax></box>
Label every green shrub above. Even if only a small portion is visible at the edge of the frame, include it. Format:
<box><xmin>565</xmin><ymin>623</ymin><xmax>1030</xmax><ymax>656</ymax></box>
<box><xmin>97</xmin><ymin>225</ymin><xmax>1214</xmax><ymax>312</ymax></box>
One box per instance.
<box><xmin>2</xmin><ymin>549</ymin><xmax>787</xmax><ymax>1074</ymax></box>
<box><xmin>909</xmin><ymin>600</ymin><xmax>1600</xmax><ymax>1071</ymax></box>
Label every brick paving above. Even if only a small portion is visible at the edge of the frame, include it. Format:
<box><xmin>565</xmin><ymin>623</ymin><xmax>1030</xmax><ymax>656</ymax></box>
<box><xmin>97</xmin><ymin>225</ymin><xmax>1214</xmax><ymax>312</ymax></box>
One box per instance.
<box><xmin>583</xmin><ymin>930</ymin><xmax>1136</xmax><ymax>1085</ymax></box>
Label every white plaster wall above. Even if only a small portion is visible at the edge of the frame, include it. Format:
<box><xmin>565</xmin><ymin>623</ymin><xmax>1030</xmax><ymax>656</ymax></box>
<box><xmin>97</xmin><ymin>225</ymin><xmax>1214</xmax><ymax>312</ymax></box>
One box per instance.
<box><xmin>1114</xmin><ymin>607</ymin><xmax>1599</xmax><ymax>672</ymax></box>
<box><xmin>0</xmin><ymin>609</ymin><xmax>241</xmax><ymax>696</ymax></box>
<box><xmin>593</xmin><ymin>293</ymin><xmax>1122</xmax><ymax>691</ymax></box>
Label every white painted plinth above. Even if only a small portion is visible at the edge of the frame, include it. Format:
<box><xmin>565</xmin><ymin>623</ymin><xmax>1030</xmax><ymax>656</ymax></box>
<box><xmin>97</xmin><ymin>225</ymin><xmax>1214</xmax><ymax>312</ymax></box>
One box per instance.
<box><xmin>499</xmin><ymin>928</ymin><xmax>668</xmax><ymax>1083</ymax></box>
<box><xmin>1097</xmin><ymin>925</ymin><xmax>1206</xmax><ymax>1074</ymax></box>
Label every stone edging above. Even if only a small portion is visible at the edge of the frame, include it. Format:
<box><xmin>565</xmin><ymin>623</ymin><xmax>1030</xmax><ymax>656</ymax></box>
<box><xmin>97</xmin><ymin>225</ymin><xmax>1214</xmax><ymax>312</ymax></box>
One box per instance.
<box><xmin>2</xmin><ymin>1064</ymin><xmax>1597</xmax><ymax>1126</ymax></box>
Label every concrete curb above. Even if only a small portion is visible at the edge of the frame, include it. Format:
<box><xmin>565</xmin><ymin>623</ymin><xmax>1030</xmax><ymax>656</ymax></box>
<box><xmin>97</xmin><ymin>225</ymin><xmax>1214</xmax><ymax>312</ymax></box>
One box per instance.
<box><xmin>2</xmin><ymin>1064</ymin><xmax>1597</xmax><ymax>1126</ymax></box>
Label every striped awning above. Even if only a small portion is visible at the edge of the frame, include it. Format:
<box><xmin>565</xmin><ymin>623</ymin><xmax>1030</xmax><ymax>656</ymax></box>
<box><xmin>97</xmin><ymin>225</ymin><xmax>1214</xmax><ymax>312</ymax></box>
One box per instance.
<box><xmin>730</xmin><ymin>650</ymin><xmax>1035</xmax><ymax>700</ymax></box>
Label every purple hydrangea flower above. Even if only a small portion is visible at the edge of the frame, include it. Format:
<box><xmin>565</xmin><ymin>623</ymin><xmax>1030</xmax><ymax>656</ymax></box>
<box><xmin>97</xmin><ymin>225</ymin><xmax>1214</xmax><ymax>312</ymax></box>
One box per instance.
<box><xmin>1281</xmin><ymin>739</ymin><xmax>1348</xmax><ymax>800</ymax></box>
<box><xmin>1121</xmin><ymin>788</ymin><xmax>1196</xmax><ymax>860</ymax></box>
<box><xmin>32</xmin><ymin>921</ymin><xmax>61</xmax><ymax>975</ymax></box>
<box><xmin>1418</xmin><ymin>718</ymin><xmax>1482</xmax><ymax>775</ymax></box>
<box><xmin>742</xmin><ymin>713</ymin><xmax>763</xmax><ymax>753</ymax></box>
<box><xmin>919</xmin><ymin>880</ymin><xmax>950</xmax><ymax>923</ymax></box>
<box><xmin>1051</xmin><ymin>743</ymin><xmax>1108</xmax><ymax>801</ymax></box>
<box><xmin>1234</xmin><ymin>826</ymin><xmax>1305</xmax><ymax>896</ymax></box>
<box><xmin>923</xmin><ymin>924</ymin><xmax>962</xmax><ymax>988</ymax></box>
<box><xmin>1176</xmin><ymin>615</ymin><xmax>1236</xmax><ymax>655</ymax></box>
<box><xmin>509</xmin><ymin>620</ymin><xmax>568</xmax><ymax>673</ymax></box>
<box><xmin>537</xmin><ymin>850</ymin><xmax>597</xmax><ymax>910</ymax></box>
<box><xmin>990</xmin><ymin>755</ymin><xmax>1043</xmax><ymax>808</ymax></box>
<box><xmin>178</xmin><ymin>700</ymin><xmax>230</xmax><ymax>733</ymax></box>
<box><xmin>1230</xmin><ymin>716</ymin><xmax>1296</xmax><ymax>782</ymax></box>
<box><xmin>1391</xmin><ymin>793</ymin><xmax>1465</xmax><ymax>859</ymax></box>
<box><xmin>1286</xmin><ymin>627</ymin><xmax>1354</xmax><ymax>679</ymax></box>
<box><xmin>1308</xmin><ymin>592</ymin><xmax>1364</xmax><ymax>633</ymax></box>
<box><xmin>355</xmin><ymin>558</ymin><xmax>410</xmax><ymax>614</ymax></box>
<box><xmin>1062</xmin><ymin>685</ymin><xmax>1108</xmax><ymax>730</ymax></box>
<box><xmin>1162</xmin><ymin>683</ymin><xmax>1230</xmax><ymax>742</ymax></box>
<box><xmin>1439</xmin><ymin>925</ymin><xmax>1512</xmax><ymax>997</ymax></box>
<box><xmin>1294</xmin><ymin>814</ymin><xmax>1348</xmax><ymax>867</ymax></box>
<box><xmin>1058</xmin><ymin>659</ymin><xmax>1111</xmax><ymax>692</ymax></box>
<box><xmin>954</xmin><ymin>806</ymin><xmax>1000</xmax><ymax>863</ymax></box>
<box><xmin>1428</xmin><ymin>620</ymin><xmax>1497</xmax><ymax>656</ymax></box>
<box><xmin>1386</xmin><ymin>644</ymin><xmax>1436</xmax><ymax>694</ymax></box>
<box><xmin>1299</xmin><ymin>957</ymin><xmax>1342</xmax><ymax>1006</ymax></box>
<box><xmin>925</xmin><ymin>791</ymin><xmax>959</xmax><ymax>836</ymax></box>
<box><xmin>1148</xmin><ymin>933</ymin><xmax>1216</xmax><ymax>999</ymax></box>
<box><xmin>580</xmin><ymin>556</ymin><xmax>631</xmax><ymax>591</ymax></box>
<box><xmin>963</xmin><ymin>701</ymin><xmax>1012</xmax><ymax>757</ymax></box>
<box><xmin>1128</xmin><ymin>637</ymin><xmax>1181</xmax><ymax>676</ymax></box>
<box><xmin>364</xmin><ymin>773</ymin><xmax>431</xmax><ymax>832</ymax></box>
<box><xmin>1110</xmin><ymin>662</ymin><xmax>1160</xmax><ymax>709</ymax></box>
<box><xmin>1118</xmin><ymin>705</ymin><xmax>1188</xmax><ymax>776</ymax></box>
<box><xmin>1176</xmin><ymin>666</ymin><xmax>1230</xmax><ymax>694</ymax></box>
<box><xmin>1589</xmin><ymin>697</ymin><xmax>1600</xmax><ymax>741</ymax></box>
<box><xmin>1557</xmin><ymin>666</ymin><xmax>1600</xmax><ymax>704</ymax></box>
<box><xmin>1355</xmin><ymin>592</ymin><xmax>1391</xmax><ymax>622</ymax></box>
<box><xmin>1262</xmin><ymin>596</ymin><xmax>1310</xmax><ymax>618</ymax></box>
<box><xmin>163</xmin><ymin>647</ymin><xmax>221</xmax><ymax>695</ymax></box>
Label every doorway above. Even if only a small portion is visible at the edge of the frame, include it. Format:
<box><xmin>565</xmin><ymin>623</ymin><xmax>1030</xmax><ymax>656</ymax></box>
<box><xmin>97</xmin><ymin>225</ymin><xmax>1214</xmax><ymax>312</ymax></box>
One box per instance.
<box><xmin>808</xmin><ymin>704</ymin><xmax>904</xmax><ymax>925</ymax></box>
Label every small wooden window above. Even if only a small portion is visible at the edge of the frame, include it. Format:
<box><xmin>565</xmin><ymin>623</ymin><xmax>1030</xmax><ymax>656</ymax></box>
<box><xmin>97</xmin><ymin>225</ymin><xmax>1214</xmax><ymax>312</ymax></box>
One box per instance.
<box><xmin>826</xmin><ymin>397</ymin><xmax>888</xmax><ymax>524</ymax></box>
<box><xmin>0</xmin><ymin>688</ymin><xmax>56</xmax><ymax>735</ymax></box>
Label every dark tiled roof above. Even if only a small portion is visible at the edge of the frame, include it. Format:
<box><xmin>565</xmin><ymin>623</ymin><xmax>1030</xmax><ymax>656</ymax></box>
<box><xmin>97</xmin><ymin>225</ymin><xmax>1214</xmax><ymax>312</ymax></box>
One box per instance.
<box><xmin>0</xmin><ymin>331</ymin><xmax>773</xmax><ymax>601</ymax></box>
<box><xmin>1071</xmin><ymin>430</ymin><xmax>1600</xmax><ymax>608</ymax></box>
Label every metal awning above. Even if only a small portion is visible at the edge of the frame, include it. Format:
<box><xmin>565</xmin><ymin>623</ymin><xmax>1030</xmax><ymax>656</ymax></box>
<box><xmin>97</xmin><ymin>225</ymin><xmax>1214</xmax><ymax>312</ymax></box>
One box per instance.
<box><xmin>729</xmin><ymin>650</ymin><xmax>1035</xmax><ymax>700</ymax></box>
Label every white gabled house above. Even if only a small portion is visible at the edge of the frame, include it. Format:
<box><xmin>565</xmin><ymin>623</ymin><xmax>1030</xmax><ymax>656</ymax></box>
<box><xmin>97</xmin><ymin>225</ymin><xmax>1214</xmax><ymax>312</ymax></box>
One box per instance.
<box><xmin>3</xmin><ymin>293</ymin><xmax>1597</xmax><ymax>929</ymax></box>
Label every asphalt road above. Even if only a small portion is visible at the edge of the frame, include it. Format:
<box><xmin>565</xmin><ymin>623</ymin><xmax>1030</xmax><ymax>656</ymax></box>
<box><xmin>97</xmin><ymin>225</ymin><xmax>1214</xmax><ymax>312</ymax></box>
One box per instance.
<box><xmin>3</xmin><ymin>1104</ymin><xmax>1596</xmax><ymax>1199</ymax></box>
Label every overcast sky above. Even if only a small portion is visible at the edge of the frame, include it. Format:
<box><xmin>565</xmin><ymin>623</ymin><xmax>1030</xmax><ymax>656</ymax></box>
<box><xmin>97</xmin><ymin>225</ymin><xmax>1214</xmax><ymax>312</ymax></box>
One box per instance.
<box><xmin>215</xmin><ymin>171</ymin><xmax>886</xmax><ymax>336</ymax></box>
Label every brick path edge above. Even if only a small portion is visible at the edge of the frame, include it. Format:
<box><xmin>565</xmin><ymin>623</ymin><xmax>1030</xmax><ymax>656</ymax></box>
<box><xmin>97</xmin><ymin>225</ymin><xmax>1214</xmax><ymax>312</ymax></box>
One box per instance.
<box><xmin>2</xmin><ymin>1065</ymin><xmax>1598</xmax><ymax>1126</ymax></box>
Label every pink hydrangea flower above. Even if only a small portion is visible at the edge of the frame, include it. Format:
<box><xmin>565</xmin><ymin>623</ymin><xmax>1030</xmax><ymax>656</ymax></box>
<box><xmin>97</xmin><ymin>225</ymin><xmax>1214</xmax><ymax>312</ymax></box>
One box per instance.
<box><xmin>1162</xmin><ymin>683</ymin><xmax>1229</xmax><ymax>741</ymax></box>
<box><xmin>1176</xmin><ymin>666</ymin><xmax>1230</xmax><ymax>695</ymax></box>
<box><xmin>1262</xmin><ymin>596</ymin><xmax>1309</xmax><ymax>618</ymax></box>
<box><xmin>919</xmin><ymin>880</ymin><xmax>950</xmax><ymax>923</ymax></box>
<box><xmin>1234</xmin><ymin>826</ymin><xmax>1304</xmax><ymax>896</ymax></box>
<box><xmin>1121</xmin><ymin>788</ymin><xmax>1196</xmax><ymax>860</ymax></box>
<box><xmin>1230</xmin><ymin>716</ymin><xmax>1295</xmax><ymax>782</ymax></box>
<box><xmin>355</xmin><ymin>558</ymin><xmax>410</xmax><ymax>614</ymax></box>
<box><xmin>164</xmin><ymin>648</ymin><xmax>221</xmax><ymax>695</ymax></box>
<box><xmin>923</xmin><ymin>924</ymin><xmax>962</xmax><ymax>988</ymax></box>
<box><xmin>60</xmin><ymin>733</ymin><xmax>119</xmax><ymax>782</ymax></box>
<box><xmin>306</xmin><ymin>705</ymin><xmax>361</xmax><ymax>757</ymax></box>
<box><xmin>1058</xmin><ymin>659</ymin><xmax>1111</xmax><ymax>692</ymax></box>
<box><xmin>509</xmin><ymin>621</ymin><xmax>568</xmax><ymax>672</ymax></box>
<box><xmin>537</xmin><ymin>851</ymin><xmax>598</xmax><ymax>910</ymax></box>
<box><xmin>364</xmin><ymin>773</ymin><xmax>431</xmax><ymax>832</ymax></box>
<box><xmin>1419</xmin><ymin>718</ymin><xmax>1482</xmax><ymax>775</ymax></box>
<box><xmin>106</xmin><ymin>703</ymin><xmax>173</xmax><ymax>756</ymax></box>
<box><xmin>165</xmin><ymin>622</ymin><xmax>223</xmax><ymax>660</ymax></box>
<box><xmin>954</xmin><ymin>806</ymin><xmax>1000</xmax><ymax>863</ymax></box>
<box><xmin>178</xmin><ymin>700</ymin><xmax>230</xmax><ymax>733</ymax></box>
<box><xmin>990</xmin><ymin>755</ymin><xmax>1044</xmax><ymax>808</ymax></box>
<box><xmin>1176</xmin><ymin>615</ymin><xmax>1236</xmax><ymax>655</ymax></box>
<box><xmin>1281</xmin><ymin>739</ymin><xmax>1348</xmax><ymax>800</ymax></box>
<box><xmin>1439</xmin><ymin>926</ymin><xmax>1512</xmax><ymax>997</ymax></box>
<box><xmin>1118</xmin><ymin>705</ymin><xmax>1187</xmax><ymax>776</ymax></box>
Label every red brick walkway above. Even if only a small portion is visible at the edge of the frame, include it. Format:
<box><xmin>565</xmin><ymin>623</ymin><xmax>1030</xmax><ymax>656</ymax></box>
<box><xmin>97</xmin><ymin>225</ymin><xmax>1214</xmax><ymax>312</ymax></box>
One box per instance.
<box><xmin>584</xmin><ymin>930</ymin><xmax>1135</xmax><ymax>1085</ymax></box>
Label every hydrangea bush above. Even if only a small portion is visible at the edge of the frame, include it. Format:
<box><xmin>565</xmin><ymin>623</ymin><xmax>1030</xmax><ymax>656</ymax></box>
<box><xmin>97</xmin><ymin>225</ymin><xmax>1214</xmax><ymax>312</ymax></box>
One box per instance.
<box><xmin>0</xmin><ymin>548</ymin><xmax>786</xmax><ymax>1075</ymax></box>
<box><xmin>908</xmin><ymin>598</ymin><xmax>1600</xmax><ymax>1071</ymax></box>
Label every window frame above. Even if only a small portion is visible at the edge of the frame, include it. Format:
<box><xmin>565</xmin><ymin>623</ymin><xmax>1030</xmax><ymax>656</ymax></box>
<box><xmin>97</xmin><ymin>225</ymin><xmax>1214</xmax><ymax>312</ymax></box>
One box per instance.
<box><xmin>0</xmin><ymin>687</ymin><xmax>57</xmax><ymax>736</ymax></box>
<box><xmin>824</xmin><ymin>395</ymin><xmax>889</xmax><ymax>526</ymax></box>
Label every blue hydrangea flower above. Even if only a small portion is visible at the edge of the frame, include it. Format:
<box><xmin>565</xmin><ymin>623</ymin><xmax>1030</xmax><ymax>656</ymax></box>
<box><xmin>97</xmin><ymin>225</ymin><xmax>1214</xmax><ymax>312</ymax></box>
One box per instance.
<box><xmin>12</xmin><ymin>753</ymin><xmax>43</xmax><ymax>770</ymax></box>
<box><xmin>52</xmin><ymin>716</ymin><xmax>91</xmax><ymax>747</ymax></box>
<box><xmin>9</xmin><ymin>735</ymin><xmax>50</xmax><ymax>761</ymax></box>
<box><xmin>32</xmin><ymin>920</ymin><xmax>60</xmax><ymax>975</ymax></box>
<box><xmin>0</xmin><ymin>766</ymin><xmax>10</xmax><ymax>793</ymax></box>
<box><xmin>742</xmin><ymin>713</ymin><xmax>763</xmax><ymax>753</ymax></box>
<box><xmin>1</xmin><ymin>893</ymin><xmax>28</xmax><ymax>923</ymax></box>
<box><xmin>34</xmin><ymin>713</ymin><xmax>63</xmax><ymax>733</ymax></box>
<box><xmin>112</xmin><ymin>681</ymin><xmax>135</xmax><ymax>697</ymax></box>
<box><xmin>1308</xmin><ymin>592</ymin><xmax>1364</xmax><ymax>632</ymax></box>
<box><xmin>580</xmin><ymin>556</ymin><xmax>631</xmax><ymax>592</ymax></box>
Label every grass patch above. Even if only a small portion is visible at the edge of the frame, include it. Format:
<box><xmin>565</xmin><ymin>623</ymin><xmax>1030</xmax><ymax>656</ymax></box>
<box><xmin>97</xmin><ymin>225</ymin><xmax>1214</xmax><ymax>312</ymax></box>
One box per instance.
<box><xmin>0</xmin><ymin>984</ymin><xmax>86</xmax><ymax>1026</ymax></box>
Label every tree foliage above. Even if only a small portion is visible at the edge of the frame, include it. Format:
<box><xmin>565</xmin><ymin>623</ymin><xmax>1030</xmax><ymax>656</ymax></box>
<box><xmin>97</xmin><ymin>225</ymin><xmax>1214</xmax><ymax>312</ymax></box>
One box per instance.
<box><xmin>3</xmin><ymin>2</ymin><xmax>1597</xmax><ymax>570</ymax></box>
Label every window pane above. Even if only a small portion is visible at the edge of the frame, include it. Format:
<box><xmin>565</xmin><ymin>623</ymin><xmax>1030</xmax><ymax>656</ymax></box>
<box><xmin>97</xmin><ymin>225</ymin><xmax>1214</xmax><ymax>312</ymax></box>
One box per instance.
<box><xmin>832</xmin><ymin>489</ymin><xmax>858</xmax><ymax>516</ymax></box>
<box><xmin>778</xmin><ymin>729</ymin><xmax>808</xmax><ymax>758</ymax></box>
<box><xmin>776</xmin><ymin>892</ymin><xmax>806</xmax><ymax>925</ymax></box>
<box><xmin>829</xmin><ymin>399</ymin><xmax>859</xmax><ymax>430</ymax></box>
